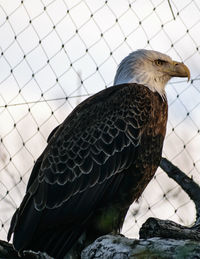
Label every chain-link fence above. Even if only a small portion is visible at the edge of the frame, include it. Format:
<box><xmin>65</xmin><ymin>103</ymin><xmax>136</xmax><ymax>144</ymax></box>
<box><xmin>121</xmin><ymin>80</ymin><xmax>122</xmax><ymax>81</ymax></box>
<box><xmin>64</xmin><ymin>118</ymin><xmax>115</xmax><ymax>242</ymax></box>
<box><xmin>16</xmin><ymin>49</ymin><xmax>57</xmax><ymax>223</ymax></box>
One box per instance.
<box><xmin>0</xmin><ymin>0</ymin><xmax>200</xmax><ymax>242</ymax></box>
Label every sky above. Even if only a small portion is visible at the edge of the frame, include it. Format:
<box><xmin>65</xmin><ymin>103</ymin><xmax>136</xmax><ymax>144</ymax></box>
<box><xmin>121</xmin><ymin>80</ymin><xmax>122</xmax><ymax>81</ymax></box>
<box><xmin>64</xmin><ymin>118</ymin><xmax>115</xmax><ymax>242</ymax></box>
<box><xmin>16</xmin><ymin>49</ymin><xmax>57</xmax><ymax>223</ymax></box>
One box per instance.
<box><xmin>0</xmin><ymin>0</ymin><xmax>200</xmax><ymax>240</ymax></box>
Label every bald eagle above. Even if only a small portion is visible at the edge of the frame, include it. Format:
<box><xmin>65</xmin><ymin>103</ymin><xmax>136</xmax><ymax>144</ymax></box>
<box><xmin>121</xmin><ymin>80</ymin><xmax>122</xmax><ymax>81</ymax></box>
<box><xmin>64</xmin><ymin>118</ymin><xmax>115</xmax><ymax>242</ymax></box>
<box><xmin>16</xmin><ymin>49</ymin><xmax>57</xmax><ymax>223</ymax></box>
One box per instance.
<box><xmin>8</xmin><ymin>50</ymin><xmax>190</xmax><ymax>258</ymax></box>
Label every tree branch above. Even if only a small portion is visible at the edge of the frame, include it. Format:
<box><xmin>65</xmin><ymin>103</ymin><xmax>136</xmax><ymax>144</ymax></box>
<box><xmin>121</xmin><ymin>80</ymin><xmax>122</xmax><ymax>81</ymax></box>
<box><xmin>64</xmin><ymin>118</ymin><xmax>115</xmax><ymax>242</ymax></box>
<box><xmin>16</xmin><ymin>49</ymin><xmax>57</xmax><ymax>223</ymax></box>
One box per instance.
<box><xmin>82</xmin><ymin>234</ymin><xmax>200</xmax><ymax>258</ymax></box>
<box><xmin>139</xmin><ymin>158</ymin><xmax>200</xmax><ymax>241</ymax></box>
<box><xmin>160</xmin><ymin>157</ymin><xmax>200</xmax><ymax>224</ymax></box>
<box><xmin>139</xmin><ymin>217</ymin><xmax>200</xmax><ymax>240</ymax></box>
<box><xmin>0</xmin><ymin>240</ymin><xmax>53</xmax><ymax>259</ymax></box>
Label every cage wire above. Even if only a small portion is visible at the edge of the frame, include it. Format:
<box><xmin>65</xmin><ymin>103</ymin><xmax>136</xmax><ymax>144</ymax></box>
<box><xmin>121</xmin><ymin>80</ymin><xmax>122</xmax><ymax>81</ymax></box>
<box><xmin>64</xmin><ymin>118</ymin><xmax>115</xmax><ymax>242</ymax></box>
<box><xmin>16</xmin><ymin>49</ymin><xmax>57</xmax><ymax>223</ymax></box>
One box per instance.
<box><xmin>0</xmin><ymin>0</ymin><xmax>200</xmax><ymax>242</ymax></box>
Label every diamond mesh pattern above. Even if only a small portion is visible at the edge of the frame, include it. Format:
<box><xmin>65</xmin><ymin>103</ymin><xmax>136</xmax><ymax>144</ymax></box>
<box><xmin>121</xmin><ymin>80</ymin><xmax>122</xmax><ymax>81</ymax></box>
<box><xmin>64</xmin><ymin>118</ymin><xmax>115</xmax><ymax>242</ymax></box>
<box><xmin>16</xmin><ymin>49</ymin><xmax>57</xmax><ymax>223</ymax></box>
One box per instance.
<box><xmin>0</xmin><ymin>0</ymin><xmax>200</xmax><ymax>240</ymax></box>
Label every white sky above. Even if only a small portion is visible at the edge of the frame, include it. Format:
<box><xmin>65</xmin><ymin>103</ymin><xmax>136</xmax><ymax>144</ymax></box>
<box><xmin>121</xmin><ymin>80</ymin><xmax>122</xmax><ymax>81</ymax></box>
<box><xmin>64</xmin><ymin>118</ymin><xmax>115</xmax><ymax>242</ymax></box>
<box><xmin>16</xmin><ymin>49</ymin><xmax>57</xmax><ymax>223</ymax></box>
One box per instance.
<box><xmin>0</xmin><ymin>0</ymin><xmax>200</xmax><ymax>240</ymax></box>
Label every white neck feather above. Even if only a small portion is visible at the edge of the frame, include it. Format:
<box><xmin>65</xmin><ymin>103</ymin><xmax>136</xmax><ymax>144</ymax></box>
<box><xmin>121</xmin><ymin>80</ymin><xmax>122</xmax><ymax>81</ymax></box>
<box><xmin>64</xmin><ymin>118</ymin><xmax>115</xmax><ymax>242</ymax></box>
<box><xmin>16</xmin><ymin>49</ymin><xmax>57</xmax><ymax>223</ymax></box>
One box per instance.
<box><xmin>114</xmin><ymin>74</ymin><xmax>169</xmax><ymax>100</ymax></box>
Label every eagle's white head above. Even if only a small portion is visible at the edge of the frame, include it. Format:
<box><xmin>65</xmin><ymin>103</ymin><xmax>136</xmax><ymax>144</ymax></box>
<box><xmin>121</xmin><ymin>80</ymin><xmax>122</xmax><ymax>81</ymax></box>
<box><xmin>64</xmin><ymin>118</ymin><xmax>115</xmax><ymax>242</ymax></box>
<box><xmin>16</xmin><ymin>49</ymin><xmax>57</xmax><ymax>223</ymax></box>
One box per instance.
<box><xmin>114</xmin><ymin>49</ymin><xmax>190</xmax><ymax>99</ymax></box>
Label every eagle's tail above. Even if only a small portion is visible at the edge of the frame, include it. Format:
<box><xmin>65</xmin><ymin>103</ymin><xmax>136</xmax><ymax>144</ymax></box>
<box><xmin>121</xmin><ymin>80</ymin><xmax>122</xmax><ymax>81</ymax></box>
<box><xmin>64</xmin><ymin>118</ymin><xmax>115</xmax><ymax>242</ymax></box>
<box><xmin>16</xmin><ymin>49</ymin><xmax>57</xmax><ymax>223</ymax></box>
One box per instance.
<box><xmin>26</xmin><ymin>226</ymin><xmax>85</xmax><ymax>259</ymax></box>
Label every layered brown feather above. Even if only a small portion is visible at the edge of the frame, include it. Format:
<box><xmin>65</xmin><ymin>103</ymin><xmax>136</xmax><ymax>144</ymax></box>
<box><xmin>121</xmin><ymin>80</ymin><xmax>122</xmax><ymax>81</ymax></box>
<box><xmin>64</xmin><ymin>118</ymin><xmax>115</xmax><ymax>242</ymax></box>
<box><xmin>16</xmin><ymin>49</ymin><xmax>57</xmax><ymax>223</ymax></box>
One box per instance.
<box><xmin>8</xmin><ymin>83</ymin><xmax>167</xmax><ymax>258</ymax></box>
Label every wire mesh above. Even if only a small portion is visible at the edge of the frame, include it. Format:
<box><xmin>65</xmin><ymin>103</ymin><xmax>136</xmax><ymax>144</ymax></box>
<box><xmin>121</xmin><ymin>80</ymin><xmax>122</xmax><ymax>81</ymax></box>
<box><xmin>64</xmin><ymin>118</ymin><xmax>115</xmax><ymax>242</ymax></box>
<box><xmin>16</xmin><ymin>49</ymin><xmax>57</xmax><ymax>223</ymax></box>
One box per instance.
<box><xmin>0</xmin><ymin>0</ymin><xmax>200</xmax><ymax>241</ymax></box>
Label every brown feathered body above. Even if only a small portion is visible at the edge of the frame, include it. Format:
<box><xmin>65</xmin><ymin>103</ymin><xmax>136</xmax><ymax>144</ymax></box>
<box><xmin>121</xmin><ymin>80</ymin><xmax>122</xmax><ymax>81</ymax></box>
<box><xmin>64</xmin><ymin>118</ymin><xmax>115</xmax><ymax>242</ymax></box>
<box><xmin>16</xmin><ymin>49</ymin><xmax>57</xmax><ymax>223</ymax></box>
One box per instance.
<box><xmin>8</xmin><ymin>83</ymin><xmax>167</xmax><ymax>258</ymax></box>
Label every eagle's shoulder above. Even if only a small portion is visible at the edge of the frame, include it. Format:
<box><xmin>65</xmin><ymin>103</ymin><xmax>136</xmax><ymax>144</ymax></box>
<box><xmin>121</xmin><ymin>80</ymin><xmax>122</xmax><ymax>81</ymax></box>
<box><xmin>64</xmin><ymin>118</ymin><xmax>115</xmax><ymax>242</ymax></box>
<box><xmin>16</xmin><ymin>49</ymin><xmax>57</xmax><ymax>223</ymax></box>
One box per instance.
<box><xmin>69</xmin><ymin>83</ymin><xmax>152</xmax><ymax>115</ymax></box>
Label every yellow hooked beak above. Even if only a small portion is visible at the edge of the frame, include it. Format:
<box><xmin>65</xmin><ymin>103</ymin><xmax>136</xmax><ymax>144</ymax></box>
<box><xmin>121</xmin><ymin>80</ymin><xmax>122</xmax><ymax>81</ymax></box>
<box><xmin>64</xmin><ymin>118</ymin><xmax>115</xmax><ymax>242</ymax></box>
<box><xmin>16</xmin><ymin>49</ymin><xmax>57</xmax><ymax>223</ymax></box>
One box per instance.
<box><xmin>168</xmin><ymin>61</ymin><xmax>190</xmax><ymax>82</ymax></box>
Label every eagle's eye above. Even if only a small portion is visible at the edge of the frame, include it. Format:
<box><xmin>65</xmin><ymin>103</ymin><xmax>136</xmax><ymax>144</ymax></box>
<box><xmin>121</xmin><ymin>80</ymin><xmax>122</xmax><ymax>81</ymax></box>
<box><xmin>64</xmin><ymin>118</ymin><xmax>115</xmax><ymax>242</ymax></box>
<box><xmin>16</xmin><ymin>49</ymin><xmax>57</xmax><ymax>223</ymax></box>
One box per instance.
<box><xmin>154</xmin><ymin>59</ymin><xmax>166</xmax><ymax>66</ymax></box>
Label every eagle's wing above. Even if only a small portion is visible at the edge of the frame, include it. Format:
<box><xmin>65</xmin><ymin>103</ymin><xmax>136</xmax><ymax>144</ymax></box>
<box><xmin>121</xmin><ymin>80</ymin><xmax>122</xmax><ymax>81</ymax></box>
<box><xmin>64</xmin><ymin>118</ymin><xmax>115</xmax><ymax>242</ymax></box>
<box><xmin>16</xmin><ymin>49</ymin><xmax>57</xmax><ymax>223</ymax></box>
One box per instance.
<box><xmin>8</xmin><ymin>84</ymin><xmax>151</xmax><ymax>255</ymax></box>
